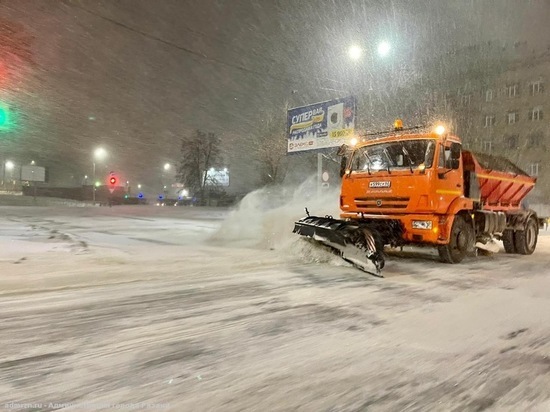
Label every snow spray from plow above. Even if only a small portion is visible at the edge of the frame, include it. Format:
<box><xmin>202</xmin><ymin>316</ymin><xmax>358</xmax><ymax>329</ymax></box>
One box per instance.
<box><xmin>293</xmin><ymin>208</ymin><xmax>385</xmax><ymax>277</ymax></box>
<box><xmin>210</xmin><ymin>178</ymin><xmax>372</xmax><ymax>270</ymax></box>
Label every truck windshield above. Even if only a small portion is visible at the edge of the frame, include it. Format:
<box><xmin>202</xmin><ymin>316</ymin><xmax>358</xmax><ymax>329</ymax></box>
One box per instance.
<box><xmin>351</xmin><ymin>139</ymin><xmax>436</xmax><ymax>172</ymax></box>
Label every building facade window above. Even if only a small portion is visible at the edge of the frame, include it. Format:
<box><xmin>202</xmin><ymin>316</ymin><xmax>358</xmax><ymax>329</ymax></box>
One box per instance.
<box><xmin>527</xmin><ymin>132</ymin><xmax>542</xmax><ymax>148</ymax></box>
<box><xmin>507</xmin><ymin>84</ymin><xmax>519</xmax><ymax>97</ymax></box>
<box><xmin>505</xmin><ymin>135</ymin><xmax>519</xmax><ymax>149</ymax></box>
<box><xmin>485</xmin><ymin>89</ymin><xmax>493</xmax><ymax>102</ymax></box>
<box><xmin>529</xmin><ymin>80</ymin><xmax>544</xmax><ymax>95</ymax></box>
<box><xmin>484</xmin><ymin>115</ymin><xmax>496</xmax><ymax>127</ymax></box>
<box><xmin>507</xmin><ymin>111</ymin><xmax>518</xmax><ymax>124</ymax></box>
<box><xmin>529</xmin><ymin>162</ymin><xmax>540</xmax><ymax>176</ymax></box>
<box><xmin>461</xmin><ymin>95</ymin><xmax>471</xmax><ymax>106</ymax></box>
<box><xmin>528</xmin><ymin>106</ymin><xmax>543</xmax><ymax>121</ymax></box>
<box><xmin>482</xmin><ymin>140</ymin><xmax>492</xmax><ymax>152</ymax></box>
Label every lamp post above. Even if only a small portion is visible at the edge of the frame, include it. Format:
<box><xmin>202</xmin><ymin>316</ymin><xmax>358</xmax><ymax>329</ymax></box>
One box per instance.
<box><xmin>92</xmin><ymin>147</ymin><xmax>107</xmax><ymax>202</ymax></box>
<box><xmin>4</xmin><ymin>160</ymin><xmax>14</xmax><ymax>190</ymax></box>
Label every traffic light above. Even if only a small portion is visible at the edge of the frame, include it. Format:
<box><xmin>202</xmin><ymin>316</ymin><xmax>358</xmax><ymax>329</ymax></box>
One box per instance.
<box><xmin>0</xmin><ymin>103</ymin><xmax>11</xmax><ymax>130</ymax></box>
<box><xmin>108</xmin><ymin>172</ymin><xmax>118</xmax><ymax>188</ymax></box>
<box><xmin>0</xmin><ymin>107</ymin><xmax>7</xmax><ymax>126</ymax></box>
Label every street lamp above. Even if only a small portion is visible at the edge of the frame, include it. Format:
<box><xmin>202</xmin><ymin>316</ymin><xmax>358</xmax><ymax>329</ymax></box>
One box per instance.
<box><xmin>163</xmin><ymin>163</ymin><xmax>171</xmax><ymax>171</ymax></box>
<box><xmin>377</xmin><ymin>41</ymin><xmax>391</xmax><ymax>57</ymax></box>
<box><xmin>92</xmin><ymin>147</ymin><xmax>107</xmax><ymax>202</ymax></box>
<box><xmin>137</xmin><ymin>184</ymin><xmax>142</xmax><ymax>189</ymax></box>
<box><xmin>348</xmin><ymin>45</ymin><xmax>362</xmax><ymax>60</ymax></box>
<box><xmin>4</xmin><ymin>160</ymin><xmax>14</xmax><ymax>189</ymax></box>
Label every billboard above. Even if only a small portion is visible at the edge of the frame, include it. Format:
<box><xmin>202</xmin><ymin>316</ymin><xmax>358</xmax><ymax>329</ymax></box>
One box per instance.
<box><xmin>20</xmin><ymin>165</ymin><xmax>46</xmax><ymax>182</ymax></box>
<box><xmin>287</xmin><ymin>96</ymin><xmax>356</xmax><ymax>153</ymax></box>
<box><xmin>203</xmin><ymin>168</ymin><xmax>229</xmax><ymax>187</ymax></box>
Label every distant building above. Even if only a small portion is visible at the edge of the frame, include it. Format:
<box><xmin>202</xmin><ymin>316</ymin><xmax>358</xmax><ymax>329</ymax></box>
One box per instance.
<box><xmin>448</xmin><ymin>49</ymin><xmax>549</xmax><ymax>202</ymax></box>
<box><xmin>387</xmin><ymin>42</ymin><xmax>550</xmax><ymax>203</ymax></box>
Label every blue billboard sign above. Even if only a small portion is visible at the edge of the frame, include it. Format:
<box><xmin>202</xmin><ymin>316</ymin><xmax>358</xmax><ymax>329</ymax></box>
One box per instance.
<box><xmin>287</xmin><ymin>96</ymin><xmax>356</xmax><ymax>153</ymax></box>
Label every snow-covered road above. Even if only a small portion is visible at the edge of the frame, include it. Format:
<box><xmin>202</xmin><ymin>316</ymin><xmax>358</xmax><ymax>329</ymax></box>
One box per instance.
<box><xmin>1</xmin><ymin>204</ymin><xmax>549</xmax><ymax>411</ymax></box>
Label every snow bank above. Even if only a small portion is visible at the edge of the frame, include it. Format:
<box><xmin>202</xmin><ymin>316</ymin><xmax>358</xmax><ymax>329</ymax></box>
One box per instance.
<box><xmin>209</xmin><ymin>177</ymin><xmax>348</xmax><ymax>265</ymax></box>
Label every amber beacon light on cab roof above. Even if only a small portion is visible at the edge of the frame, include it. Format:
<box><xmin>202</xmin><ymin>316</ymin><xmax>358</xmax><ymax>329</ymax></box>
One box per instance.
<box><xmin>293</xmin><ymin>120</ymin><xmax>546</xmax><ymax>277</ymax></box>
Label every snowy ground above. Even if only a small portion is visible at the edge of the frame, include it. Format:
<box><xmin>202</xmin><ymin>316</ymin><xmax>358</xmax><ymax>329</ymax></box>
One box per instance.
<box><xmin>1</xmin><ymin>199</ymin><xmax>549</xmax><ymax>411</ymax></box>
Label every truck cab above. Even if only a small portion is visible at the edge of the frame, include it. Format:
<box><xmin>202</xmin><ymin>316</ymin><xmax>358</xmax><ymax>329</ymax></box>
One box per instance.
<box><xmin>339</xmin><ymin>125</ymin><xmax>473</xmax><ymax>247</ymax></box>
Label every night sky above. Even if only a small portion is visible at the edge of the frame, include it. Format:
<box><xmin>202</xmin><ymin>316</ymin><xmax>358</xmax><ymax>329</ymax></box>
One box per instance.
<box><xmin>0</xmin><ymin>0</ymin><xmax>548</xmax><ymax>193</ymax></box>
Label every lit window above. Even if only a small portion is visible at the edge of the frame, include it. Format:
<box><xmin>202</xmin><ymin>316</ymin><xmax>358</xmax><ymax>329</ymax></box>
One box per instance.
<box><xmin>529</xmin><ymin>80</ymin><xmax>544</xmax><ymax>95</ymax></box>
<box><xmin>507</xmin><ymin>111</ymin><xmax>518</xmax><ymax>124</ymax></box>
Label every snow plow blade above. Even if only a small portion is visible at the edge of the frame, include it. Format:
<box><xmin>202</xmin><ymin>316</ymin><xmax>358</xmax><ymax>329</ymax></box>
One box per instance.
<box><xmin>293</xmin><ymin>215</ymin><xmax>385</xmax><ymax>277</ymax></box>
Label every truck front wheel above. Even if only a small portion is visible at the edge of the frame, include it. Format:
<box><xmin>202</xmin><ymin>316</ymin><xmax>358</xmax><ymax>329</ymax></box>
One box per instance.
<box><xmin>502</xmin><ymin>230</ymin><xmax>516</xmax><ymax>253</ymax></box>
<box><xmin>438</xmin><ymin>215</ymin><xmax>474</xmax><ymax>264</ymax></box>
<box><xmin>514</xmin><ymin>217</ymin><xmax>538</xmax><ymax>255</ymax></box>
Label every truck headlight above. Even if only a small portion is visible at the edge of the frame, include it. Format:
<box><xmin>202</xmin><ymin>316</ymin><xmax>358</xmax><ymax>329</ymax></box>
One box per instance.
<box><xmin>412</xmin><ymin>220</ymin><xmax>433</xmax><ymax>230</ymax></box>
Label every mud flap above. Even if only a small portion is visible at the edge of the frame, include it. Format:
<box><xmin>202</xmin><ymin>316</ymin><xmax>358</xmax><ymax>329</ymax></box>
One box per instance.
<box><xmin>293</xmin><ymin>215</ymin><xmax>384</xmax><ymax>277</ymax></box>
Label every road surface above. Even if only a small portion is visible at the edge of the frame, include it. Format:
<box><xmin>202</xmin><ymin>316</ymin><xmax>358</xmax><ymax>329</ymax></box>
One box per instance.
<box><xmin>1</xmin><ymin>203</ymin><xmax>549</xmax><ymax>411</ymax></box>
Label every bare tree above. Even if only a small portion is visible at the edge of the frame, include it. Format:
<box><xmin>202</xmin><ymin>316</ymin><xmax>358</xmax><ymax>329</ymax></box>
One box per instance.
<box><xmin>176</xmin><ymin>130</ymin><xmax>221</xmax><ymax>204</ymax></box>
<box><xmin>253</xmin><ymin>110</ymin><xmax>288</xmax><ymax>186</ymax></box>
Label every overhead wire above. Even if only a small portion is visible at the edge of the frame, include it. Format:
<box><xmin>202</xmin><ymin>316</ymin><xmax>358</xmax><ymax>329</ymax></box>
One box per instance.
<box><xmin>64</xmin><ymin>0</ymin><xmax>346</xmax><ymax>91</ymax></box>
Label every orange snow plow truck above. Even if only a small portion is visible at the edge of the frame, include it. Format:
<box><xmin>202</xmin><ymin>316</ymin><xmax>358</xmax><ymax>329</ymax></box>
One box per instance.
<box><xmin>293</xmin><ymin>121</ymin><xmax>546</xmax><ymax>277</ymax></box>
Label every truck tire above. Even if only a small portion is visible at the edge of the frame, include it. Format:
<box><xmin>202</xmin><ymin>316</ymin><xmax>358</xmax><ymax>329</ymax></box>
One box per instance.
<box><xmin>514</xmin><ymin>217</ymin><xmax>538</xmax><ymax>255</ymax></box>
<box><xmin>438</xmin><ymin>215</ymin><xmax>474</xmax><ymax>264</ymax></box>
<box><xmin>502</xmin><ymin>230</ymin><xmax>516</xmax><ymax>254</ymax></box>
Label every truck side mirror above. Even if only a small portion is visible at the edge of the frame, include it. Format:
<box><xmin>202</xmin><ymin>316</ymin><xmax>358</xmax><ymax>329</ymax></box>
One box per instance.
<box><xmin>340</xmin><ymin>156</ymin><xmax>347</xmax><ymax>177</ymax></box>
<box><xmin>336</xmin><ymin>144</ymin><xmax>348</xmax><ymax>156</ymax></box>
<box><xmin>450</xmin><ymin>143</ymin><xmax>461</xmax><ymax>169</ymax></box>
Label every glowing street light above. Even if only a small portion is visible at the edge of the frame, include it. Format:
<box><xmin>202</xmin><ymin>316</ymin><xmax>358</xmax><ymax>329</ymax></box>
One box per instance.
<box><xmin>94</xmin><ymin>147</ymin><xmax>107</xmax><ymax>160</ymax></box>
<box><xmin>348</xmin><ymin>45</ymin><xmax>362</xmax><ymax>60</ymax></box>
<box><xmin>92</xmin><ymin>147</ymin><xmax>108</xmax><ymax>202</ymax></box>
<box><xmin>3</xmin><ymin>160</ymin><xmax>15</xmax><ymax>188</ymax></box>
<box><xmin>163</xmin><ymin>163</ymin><xmax>171</xmax><ymax>171</ymax></box>
<box><xmin>137</xmin><ymin>184</ymin><xmax>142</xmax><ymax>189</ymax></box>
<box><xmin>377</xmin><ymin>41</ymin><xmax>391</xmax><ymax>57</ymax></box>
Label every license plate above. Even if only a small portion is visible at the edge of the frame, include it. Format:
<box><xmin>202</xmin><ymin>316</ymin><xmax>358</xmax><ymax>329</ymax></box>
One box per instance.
<box><xmin>369</xmin><ymin>181</ymin><xmax>391</xmax><ymax>188</ymax></box>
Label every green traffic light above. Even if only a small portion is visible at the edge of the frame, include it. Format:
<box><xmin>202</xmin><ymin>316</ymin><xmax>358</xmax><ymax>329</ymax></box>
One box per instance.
<box><xmin>0</xmin><ymin>107</ymin><xmax>8</xmax><ymax>126</ymax></box>
<box><xmin>0</xmin><ymin>103</ymin><xmax>15</xmax><ymax>131</ymax></box>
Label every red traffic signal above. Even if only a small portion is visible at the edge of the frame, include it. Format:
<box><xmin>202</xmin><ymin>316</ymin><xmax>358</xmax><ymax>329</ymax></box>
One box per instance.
<box><xmin>109</xmin><ymin>176</ymin><xmax>117</xmax><ymax>185</ymax></box>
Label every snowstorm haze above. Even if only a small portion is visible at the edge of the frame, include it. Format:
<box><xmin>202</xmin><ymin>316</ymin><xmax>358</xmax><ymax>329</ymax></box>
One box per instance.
<box><xmin>0</xmin><ymin>0</ymin><xmax>549</xmax><ymax>191</ymax></box>
<box><xmin>3</xmin><ymin>2</ymin><xmax>550</xmax><ymax>411</ymax></box>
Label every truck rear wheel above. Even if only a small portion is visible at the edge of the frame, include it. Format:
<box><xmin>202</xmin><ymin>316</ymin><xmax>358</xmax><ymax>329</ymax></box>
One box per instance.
<box><xmin>438</xmin><ymin>215</ymin><xmax>474</xmax><ymax>264</ymax></box>
<box><xmin>502</xmin><ymin>230</ymin><xmax>516</xmax><ymax>253</ymax></box>
<box><xmin>514</xmin><ymin>218</ymin><xmax>538</xmax><ymax>255</ymax></box>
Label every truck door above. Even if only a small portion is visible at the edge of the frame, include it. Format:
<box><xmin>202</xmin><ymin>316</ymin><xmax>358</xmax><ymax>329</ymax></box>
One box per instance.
<box><xmin>436</xmin><ymin>142</ymin><xmax>463</xmax><ymax>211</ymax></box>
